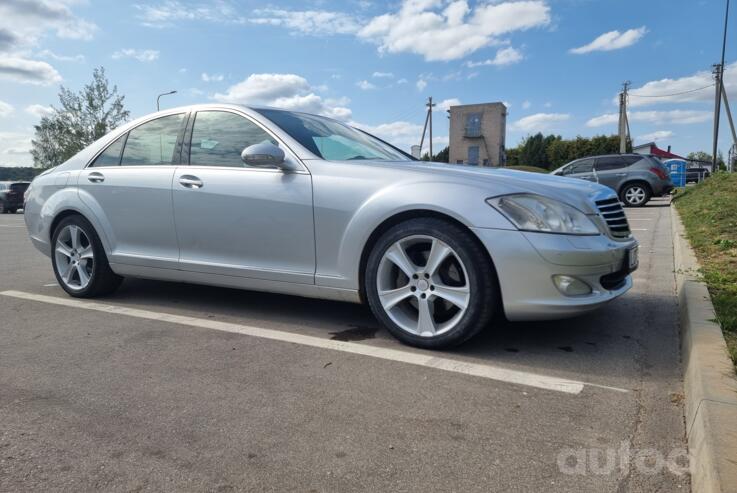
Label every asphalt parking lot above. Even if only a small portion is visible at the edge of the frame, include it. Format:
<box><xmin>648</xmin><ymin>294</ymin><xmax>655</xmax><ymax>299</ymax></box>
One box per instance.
<box><xmin>0</xmin><ymin>198</ymin><xmax>689</xmax><ymax>492</ymax></box>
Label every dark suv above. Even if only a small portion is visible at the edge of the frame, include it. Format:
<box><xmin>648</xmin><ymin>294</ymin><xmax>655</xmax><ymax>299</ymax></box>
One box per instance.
<box><xmin>551</xmin><ymin>154</ymin><xmax>673</xmax><ymax>207</ymax></box>
<box><xmin>0</xmin><ymin>181</ymin><xmax>30</xmax><ymax>213</ymax></box>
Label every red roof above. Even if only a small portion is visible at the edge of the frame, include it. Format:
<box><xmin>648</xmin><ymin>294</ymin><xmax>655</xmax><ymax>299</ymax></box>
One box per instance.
<box><xmin>634</xmin><ymin>142</ymin><xmax>685</xmax><ymax>160</ymax></box>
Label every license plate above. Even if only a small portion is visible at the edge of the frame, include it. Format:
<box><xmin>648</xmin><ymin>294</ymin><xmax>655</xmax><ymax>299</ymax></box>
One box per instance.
<box><xmin>627</xmin><ymin>246</ymin><xmax>639</xmax><ymax>271</ymax></box>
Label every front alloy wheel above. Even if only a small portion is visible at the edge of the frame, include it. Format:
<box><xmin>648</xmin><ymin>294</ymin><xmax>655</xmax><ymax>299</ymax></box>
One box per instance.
<box><xmin>365</xmin><ymin>218</ymin><xmax>498</xmax><ymax>349</ymax></box>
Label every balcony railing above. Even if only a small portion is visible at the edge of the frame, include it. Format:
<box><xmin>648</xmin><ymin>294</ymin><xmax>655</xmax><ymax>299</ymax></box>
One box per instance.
<box><xmin>464</xmin><ymin>126</ymin><xmax>482</xmax><ymax>138</ymax></box>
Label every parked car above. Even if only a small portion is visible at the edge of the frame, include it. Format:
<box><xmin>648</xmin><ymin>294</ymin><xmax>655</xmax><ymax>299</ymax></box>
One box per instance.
<box><xmin>551</xmin><ymin>154</ymin><xmax>673</xmax><ymax>207</ymax></box>
<box><xmin>686</xmin><ymin>167</ymin><xmax>711</xmax><ymax>183</ymax></box>
<box><xmin>24</xmin><ymin>104</ymin><xmax>638</xmax><ymax>349</ymax></box>
<box><xmin>0</xmin><ymin>181</ymin><xmax>30</xmax><ymax>213</ymax></box>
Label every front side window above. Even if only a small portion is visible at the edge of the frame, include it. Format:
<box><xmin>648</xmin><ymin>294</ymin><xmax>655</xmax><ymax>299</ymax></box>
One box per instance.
<box><xmin>121</xmin><ymin>114</ymin><xmax>185</xmax><ymax>166</ymax></box>
<box><xmin>566</xmin><ymin>159</ymin><xmax>594</xmax><ymax>174</ymax></box>
<box><xmin>190</xmin><ymin>111</ymin><xmax>277</xmax><ymax>167</ymax></box>
<box><xmin>255</xmin><ymin>109</ymin><xmax>409</xmax><ymax>162</ymax></box>
<box><xmin>91</xmin><ymin>134</ymin><xmax>126</xmax><ymax>167</ymax></box>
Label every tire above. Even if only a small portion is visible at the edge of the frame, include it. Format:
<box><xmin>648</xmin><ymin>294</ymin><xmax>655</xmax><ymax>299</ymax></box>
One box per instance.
<box><xmin>51</xmin><ymin>215</ymin><xmax>123</xmax><ymax>298</ymax></box>
<box><xmin>620</xmin><ymin>182</ymin><xmax>651</xmax><ymax>207</ymax></box>
<box><xmin>365</xmin><ymin>217</ymin><xmax>498</xmax><ymax>349</ymax></box>
<box><xmin>8</xmin><ymin>208</ymin><xmax>17</xmax><ymax>214</ymax></box>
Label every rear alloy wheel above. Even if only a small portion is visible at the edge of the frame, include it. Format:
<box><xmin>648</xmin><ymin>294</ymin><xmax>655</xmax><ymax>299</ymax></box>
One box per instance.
<box><xmin>365</xmin><ymin>218</ymin><xmax>497</xmax><ymax>349</ymax></box>
<box><xmin>51</xmin><ymin>215</ymin><xmax>123</xmax><ymax>297</ymax></box>
<box><xmin>621</xmin><ymin>183</ymin><xmax>651</xmax><ymax>207</ymax></box>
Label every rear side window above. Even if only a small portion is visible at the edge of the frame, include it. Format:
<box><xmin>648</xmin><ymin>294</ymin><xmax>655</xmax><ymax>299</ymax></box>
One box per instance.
<box><xmin>189</xmin><ymin>111</ymin><xmax>276</xmax><ymax>168</ymax></box>
<box><xmin>596</xmin><ymin>155</ymin><xmax>641</xmax><ymax>170</ymax></box>
<box><xmin>121</xmin><ymin>114</ymin><xmax>185</xmax><ymax>166</ymax></box>
<box><xmin>91</xmin><ymin>134</ymin><xmax>126</xmax><ymax>167</ymax></box>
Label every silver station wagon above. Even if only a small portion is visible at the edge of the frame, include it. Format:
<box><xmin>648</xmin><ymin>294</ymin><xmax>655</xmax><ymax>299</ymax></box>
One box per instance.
<box><xmin>24</xmin><ymin>104</ymin><xmax>638</xmax><ymax>348</ymax></box>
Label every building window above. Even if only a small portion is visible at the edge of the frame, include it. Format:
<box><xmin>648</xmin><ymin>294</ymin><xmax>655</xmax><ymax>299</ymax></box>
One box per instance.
<box><xmin>468</xmin><ymin>146</ymin><xmax>479</xmax><ymax>165</ymax></box>
<box><xmin>483</xmin><ymin>159</ymin><xmax>489</xmax><ymax>167</ymax></box>
<box><xmin>464</xmin><ymin>113</ymin><xmax>482</xmax><ymax>137</ymax></box>
<box><xmin>456</xmin><ymin>160</ymin><xmax>464</xmax><ymax>164</ymax></box>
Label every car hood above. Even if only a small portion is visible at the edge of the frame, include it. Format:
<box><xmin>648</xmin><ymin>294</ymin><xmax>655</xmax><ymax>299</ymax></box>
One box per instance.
<box><xmin>358</xmin><ymin>160</ymin><xmax>614</xmax><ymax>214</ymax></box>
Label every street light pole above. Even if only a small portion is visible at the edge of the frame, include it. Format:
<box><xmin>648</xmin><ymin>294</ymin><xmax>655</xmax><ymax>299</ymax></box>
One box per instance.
<box><xmin>157</xmin><ymin>90</ymin><xmax>177</xmax><ymax>111</ymax></box>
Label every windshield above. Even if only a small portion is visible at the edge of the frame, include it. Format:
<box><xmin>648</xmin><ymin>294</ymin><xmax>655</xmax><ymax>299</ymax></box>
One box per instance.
<box><xmin>255</xmin><ymin>109</ymin><xmax>411</xmax><ymax>162</ymax></box>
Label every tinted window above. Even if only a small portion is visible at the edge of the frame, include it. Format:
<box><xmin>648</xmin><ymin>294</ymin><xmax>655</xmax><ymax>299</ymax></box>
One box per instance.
<box><xmin>9</xmin><ymin>183</ymin><xmax>29</xmax><ymax>193</ymax></box>
<box><xmin>566</xmin><ymin>159</ymin><xmax>594</xmax><ymax>174</ymax></box>
<box><xmin>91</xmin><ymin>134</ymin><xmax>126</xmax><ymax>167</ymax></box>
<box><xmin>190</xmin><ymin>111</ymin><xmax>276</xmax><ymax>167</ymax></box>
<box><xmin>121</xmin><ymin>114</ymin><xmax>185</xmax><ymax>166</ymax></box>
<box><xmin>595</xmin><ymin>156</ymin><xmax>628</xmax><ymax>171</ymax></box>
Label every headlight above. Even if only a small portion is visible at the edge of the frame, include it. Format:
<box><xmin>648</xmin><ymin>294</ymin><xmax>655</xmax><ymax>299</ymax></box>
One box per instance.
<box><xmin>487</xmin><ymin>193</ymin><xmax>600</xmax><ymax>235</ymax></box>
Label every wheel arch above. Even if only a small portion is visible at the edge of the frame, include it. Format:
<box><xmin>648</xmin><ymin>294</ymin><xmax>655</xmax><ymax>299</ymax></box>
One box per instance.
<box><xmin>618</xmin><ymin>179</ymin><xmax>652</xmax><ymax>196</ymax></box>
<box><xmin>357</xmin><ymin>209</ymin><xmax>501</xmax><ymax>306</ymax></box>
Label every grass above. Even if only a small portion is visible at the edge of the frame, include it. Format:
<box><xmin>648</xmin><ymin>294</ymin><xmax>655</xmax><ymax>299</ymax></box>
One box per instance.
<box><xmin>673</xmin><ymin>172</ymin><xmax>737</xmax><ymax>367</ymax></box>
<box><xmin>504</xmin><ymin>165</ymin><xmax>549</xmax><ymax>173</ymax></box>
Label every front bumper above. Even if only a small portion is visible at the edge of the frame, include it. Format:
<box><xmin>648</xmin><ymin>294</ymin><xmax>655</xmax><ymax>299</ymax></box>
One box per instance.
<box><xmin>471</xmin><ymin>227</ymin><xmax>637</xmax><ymax>321</ymax></box>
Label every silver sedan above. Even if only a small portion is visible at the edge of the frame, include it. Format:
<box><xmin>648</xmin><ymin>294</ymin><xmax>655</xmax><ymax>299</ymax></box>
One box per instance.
<box><xmin>24</xmin><ymin>104</ymin><xmax>638</xmax><ymax>348</ymax></box>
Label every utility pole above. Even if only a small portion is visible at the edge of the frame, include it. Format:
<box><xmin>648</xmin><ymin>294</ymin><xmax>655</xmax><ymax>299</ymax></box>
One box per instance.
<box><xmin>618</xmin><ymin>81</ymin><xmax>630</xmax><ymax>153</ymax></box>
<box><xmin>426</xmin><ymin>96</ymin><xmax>436</xmax><ymax>158</ymax></box>
<box><xmin>712</xmin><ymin>0</ymin><xmax>731</xmax><ymax>169</ymax></box>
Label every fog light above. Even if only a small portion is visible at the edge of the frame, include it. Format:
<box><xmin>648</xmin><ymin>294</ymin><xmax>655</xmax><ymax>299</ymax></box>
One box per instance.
<box><xmin>552</xmin><ymin>275</ymin><xmax>592</xmax><ymax>296</ymax></box>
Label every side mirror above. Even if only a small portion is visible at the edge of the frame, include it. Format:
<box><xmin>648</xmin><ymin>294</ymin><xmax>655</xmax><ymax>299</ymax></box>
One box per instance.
<box><xmin>241</xmin><ymin>142</ymin><xmax>291</xmax><ymax>169</ymax></box>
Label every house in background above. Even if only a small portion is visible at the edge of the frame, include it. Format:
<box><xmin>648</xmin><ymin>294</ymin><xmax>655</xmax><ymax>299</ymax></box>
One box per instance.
<box><xmin>633</xmin><ymin>142</ymin><xmax>685</xmax><ymax>160</ymax></box>
<box><xmin>449</xmin><ymin>103</ymin><xmax>507</xmax><ymax>167</ymax></box>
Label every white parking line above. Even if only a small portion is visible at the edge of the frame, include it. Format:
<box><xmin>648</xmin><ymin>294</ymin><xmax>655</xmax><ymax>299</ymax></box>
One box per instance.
<box><xmin>0</xmin><ymin>290</ymin><xmax>630</xmax><ymax>395</ymax></box>
<box><xmin>631</xmin><ymin>228</ymin><xmax>649</xmax><ymax>231</ymax></box>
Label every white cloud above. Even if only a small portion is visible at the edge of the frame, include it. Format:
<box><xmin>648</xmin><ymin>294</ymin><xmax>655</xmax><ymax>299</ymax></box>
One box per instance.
<box><xmin>134</xmin><ymin>1</ymin><xmax>246</xmax><ymax>27</ymax></box>
<box><xmin>570</xmin><ymin>27</ymin><xmax>647</xmax><ymax>54</ymax></box>
<box><xmin>416</xmin><ymin>78</ymin><xmax>427</xmax><ymax>92</ymax></box>
<box><xmin>354</xmin><ymin>120</ymin><xmax>448</xmax><ymax>150</ymax></box>
<box><xmin>436</xmin><ymin>98</ymin><xmax>461</xmax><ymax>112</ymax></box>
<box><xmin>212</xmin><ymin>73</ymin><xmax>352</xmax><ymax>120</ymax></box>
<box><xmin>637</xmin><ymin>130</ymin><xmax>673</xmax><ymax>143</ymax></box>
<box><xmin>0</xmin><ymin>57</ymin><xmax>61</xmax><ymax>85</ymax></box>
<box><xmin>372</xmin><ymin>71</ymin><xmax>394</xmax><ymax>78</ymax></box>
<box><xmin>0</xmin><ymin>0</ymin><xmax>97</xmax><ymax>50</ymax></box>
<box><xmin>201</xmin><ymin>72</ymin><xmax>224</xmax><ymax>82</ymax></box>
<box><xmin>466</xmin><ymin>46</ymin><xmax>524</xmax><ymax>67</ymax></box>
<box><xmin>25</xmin><ymin>104</ymin><xmax>54</xmax><ymax>118</ymax></box>
<box><xmin>357</xmin><ymin>0</ymin><xmax>550</xmax><ymax>61</ymax></box>
<box><xmin>396</xmin><ymin>78</ymin><xmax>408</xmax><ymax>84</ymax></box>
<box><xmin>112</xmin><ymin>49</ymin><xmax>160</xmax><ymax>62</ymax></box>
<box><xmin>586</xmin><ymin>109</ymin><xmax>712</xmax><ymax>127</ymax></box>
<box><xmin>356</xmin><ymin>80</ymin><xmax>376</xmax><ymax>90</ymax></box>
<box><xmin>250</xmin><ymin>9</ymin><xmax>361</xmax><ymax>35</ymax></box>
<box><xmin>511</xmin><ymin>112</ymin><xmax>570</xmax><ymax>132</ymax></box>
<box><xmin>0</xmin><ymin>131</ymin><xmax>33</xmax><ymax>166</ymax></box>
<box><xmin>521</xmin><ymin>100</ymin><xmax>531</xmax><ymax>109</ymax></box>
<box><xmin>37</xmin><ymin>49</ymin><xmax>85</xmax><ymax>63</ymax></box>
<box><xmin>0</xmin><ymin>101</ymin><xmax>14</xmax><ymax>117</ymax></box>
<box><xmin>625</xmin><ymin>61</ymin><xmax>736</xmax><ymax>107</ymax></box>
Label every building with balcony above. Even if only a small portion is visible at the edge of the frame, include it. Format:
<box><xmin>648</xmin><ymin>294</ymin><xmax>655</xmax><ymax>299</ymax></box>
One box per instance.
<box><xmin>448</xmin><ymin>102</ymin><xmax>507</xmax><ymax>167</ymax></box>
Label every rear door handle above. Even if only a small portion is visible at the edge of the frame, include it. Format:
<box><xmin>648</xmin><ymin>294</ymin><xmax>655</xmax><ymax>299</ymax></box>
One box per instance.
<box><xmin>87</xmin><ymin>172</ymin><xmax>105</xmax><ymax>183</ymax></box>
<box><xmin>179</xmin><ymin>175</ymin><xmax>203</xmax><ymax>189</ymax></box>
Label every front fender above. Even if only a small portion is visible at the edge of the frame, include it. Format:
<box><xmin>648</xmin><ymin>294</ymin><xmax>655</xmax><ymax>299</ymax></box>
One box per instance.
<box><xmin>329</xmin><ymin>180</ymin><xmax>514</xmax><ymax>290</ymax></box>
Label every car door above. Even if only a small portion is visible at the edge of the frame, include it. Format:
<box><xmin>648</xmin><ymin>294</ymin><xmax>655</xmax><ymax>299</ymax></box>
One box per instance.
<box><xmin>78</xmin><ymin>113</ymin><xmax>187</xmax><ymax>269</ymax></box>
<box><xmin>595</xmin><ymin>155</ymin><xmax>638</xmax><ymax>191</ymax></box>
<box><xmin>172</xmin><ymin>109</ymin><xmax>315</xmax><ymax>284</ymax></box>
<box><xmin>561</xmin><ymin>158</ymin><xmax>596</xmax><ymax>181</ymax></box>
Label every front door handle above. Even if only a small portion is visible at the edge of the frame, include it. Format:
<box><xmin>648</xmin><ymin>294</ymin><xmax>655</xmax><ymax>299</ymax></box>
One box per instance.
<box><xmin>179</xmin><ymin>175</ymin><xmax>203</xmax><ymax>189</ymax></box>
<box><xmin>87</xmin><ymin>172</ymin><xmax>105</xmax><ymax>183</ymax></box>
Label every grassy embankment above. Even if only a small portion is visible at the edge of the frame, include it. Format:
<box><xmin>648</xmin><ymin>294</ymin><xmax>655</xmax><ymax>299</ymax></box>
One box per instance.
<box><xmin>674</xmin><ymin>172</ymin><xmax>737</xmax><ymax>367</ymax></box>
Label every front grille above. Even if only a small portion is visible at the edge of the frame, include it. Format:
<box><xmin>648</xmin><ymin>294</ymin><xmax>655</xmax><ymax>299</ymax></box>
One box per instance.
<box><xmin>595</xmin><ymin>197</ymin><xmax>631</xmax><ymax>239</ymax></box>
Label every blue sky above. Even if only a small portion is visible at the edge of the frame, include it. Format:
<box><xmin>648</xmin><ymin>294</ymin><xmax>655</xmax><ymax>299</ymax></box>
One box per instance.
<box><xmin>0</xmin><ymin>0</ymin><xmax>735</xmax><ymax>166</ymax></box>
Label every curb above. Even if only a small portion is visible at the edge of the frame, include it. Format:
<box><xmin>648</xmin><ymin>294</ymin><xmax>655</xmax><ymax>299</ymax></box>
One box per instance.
<box><xmin>671</xmin><ymin>206</ymin><xmax>737</xmax><ymax>493</ymax></box>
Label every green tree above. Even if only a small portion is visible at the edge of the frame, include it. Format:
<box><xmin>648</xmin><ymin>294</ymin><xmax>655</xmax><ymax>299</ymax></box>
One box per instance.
<box><xmin>420</xmin><ymin>146</ymin><xmax>450</xmax><ymax>162</ymax></box>
<box><xmin>30</xmin><ymin>67</ymin><xmax>129</xmax><ymax>168</ymax></box>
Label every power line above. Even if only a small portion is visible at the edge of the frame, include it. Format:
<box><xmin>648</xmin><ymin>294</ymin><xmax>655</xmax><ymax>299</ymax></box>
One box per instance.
<box><xmin>629</xmin><ymin>84</ymin><xmax>715</xmax><ymax>98</ymax></box>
